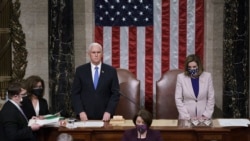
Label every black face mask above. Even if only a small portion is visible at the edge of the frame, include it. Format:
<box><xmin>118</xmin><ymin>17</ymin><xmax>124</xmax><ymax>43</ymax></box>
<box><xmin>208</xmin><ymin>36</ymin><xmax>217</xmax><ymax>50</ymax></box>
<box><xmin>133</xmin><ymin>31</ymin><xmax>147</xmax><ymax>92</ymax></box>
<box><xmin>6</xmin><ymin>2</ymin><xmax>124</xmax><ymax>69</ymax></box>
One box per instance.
<box><xmin>32</xmin><ymin>88</ymin><xmax>43</xmax><ymax>98</ymax></box>
<box><xmin>136</xmin><ymin>124</ymin><xmax>147</xmax><ymax>134</ymax></box>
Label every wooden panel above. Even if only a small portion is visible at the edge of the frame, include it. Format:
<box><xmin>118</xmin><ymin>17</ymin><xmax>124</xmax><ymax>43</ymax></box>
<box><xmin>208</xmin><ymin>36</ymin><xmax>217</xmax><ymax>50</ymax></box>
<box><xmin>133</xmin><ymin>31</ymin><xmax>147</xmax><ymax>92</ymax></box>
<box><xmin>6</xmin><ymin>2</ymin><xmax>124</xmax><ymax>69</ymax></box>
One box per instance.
<box><xmin>66</xmin><ymin>133</ymin><xmax>91</xmax><ymax>141</ymax></box>
<box><xmin>230</xmin><ymin>127</ymin><xmax>250</xmax><ymax>141</ymax></box>
<box><xmin>161</xmin><ymin>131</ymin><xmax>196</xmax><ymax>141</ymax></box>
<box><xmin>38</xmin><ymin>127</ymin><xmax>59</xmax><ymax>141</ymax></box>
<box><xmin>92</xmin><ymin>131</ymin><xmax>123</xmax><ymax>141</ymax></box>
<box><xmin>197</xmin><ymin>133</ymin><xmax>228</xmax><ymax>141</ymax></box>
<box><xmin>58</xmin><ymin>128</ymin><xmax>93</xmax><ymax>141</ymax></box>
<box><xmin>0</xmin><ymin>0</ymin><xmax>11</xmax><ymax>101</ymax></box>
<box><xmin>38</xmin><ymin>125</ymin><xmax>250</xmax><ymax>141</ymax></box>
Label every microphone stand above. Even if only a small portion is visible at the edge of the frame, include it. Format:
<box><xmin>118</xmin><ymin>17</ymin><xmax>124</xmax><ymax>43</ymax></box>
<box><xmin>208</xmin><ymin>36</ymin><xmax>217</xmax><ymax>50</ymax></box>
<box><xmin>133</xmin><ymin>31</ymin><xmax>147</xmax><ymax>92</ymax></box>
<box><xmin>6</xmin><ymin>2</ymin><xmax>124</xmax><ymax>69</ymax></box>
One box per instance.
<box><xmin>118</xmin><ymin>90</ymin><xmax>141</xmax><ymax>110</ymax></box>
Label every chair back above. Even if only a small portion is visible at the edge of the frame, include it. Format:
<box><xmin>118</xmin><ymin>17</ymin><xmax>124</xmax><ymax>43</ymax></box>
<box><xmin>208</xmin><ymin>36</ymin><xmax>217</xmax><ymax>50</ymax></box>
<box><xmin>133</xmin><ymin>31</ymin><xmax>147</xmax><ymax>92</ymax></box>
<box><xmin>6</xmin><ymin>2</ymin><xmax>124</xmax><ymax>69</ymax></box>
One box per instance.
<box><xmin>115</xmin><ymin>68</ymin><xmax>140</xmax><ymax>119</ymax></box>
<box><xmin>156</xmin><ymin>69</ymin><xmax>183</xmax><ymax>119</ymax></box>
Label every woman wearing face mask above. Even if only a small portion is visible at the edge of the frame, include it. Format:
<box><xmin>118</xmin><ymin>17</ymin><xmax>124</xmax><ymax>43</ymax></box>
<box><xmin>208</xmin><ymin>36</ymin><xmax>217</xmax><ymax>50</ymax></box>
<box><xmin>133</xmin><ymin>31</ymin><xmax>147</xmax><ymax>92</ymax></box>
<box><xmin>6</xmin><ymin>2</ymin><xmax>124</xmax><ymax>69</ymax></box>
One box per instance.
<box><xmin>121</xmin><ymin>109</ymin><xmax>163</xmax><ymax>141</ymax></box>
<box><xmin>21</xmin><ymin>75</ymin><xmax>50</xmax><ymax>120</ymax></box>
<box><xmin>175</xmin><ymin>54</ymin><xmax>215</xmax><ymax>120</ymax></box>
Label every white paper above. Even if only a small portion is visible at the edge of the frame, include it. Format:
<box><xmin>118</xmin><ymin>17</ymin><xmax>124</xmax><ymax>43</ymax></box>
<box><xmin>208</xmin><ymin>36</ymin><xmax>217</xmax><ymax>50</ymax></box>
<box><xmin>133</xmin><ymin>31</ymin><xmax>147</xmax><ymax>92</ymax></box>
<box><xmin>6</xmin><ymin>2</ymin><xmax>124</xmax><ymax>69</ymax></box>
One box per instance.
<box><xmin>28</xmin><ymin>117</ymin><xmax>60</xmax><ymax>126</ymax></box>
<box><xmin>217</xmin><ymin>119</ymin><xmax>250</xmax><ymax>127</ymax></box>
<box><xmin>74</xmin><ymin>121</ymin><xmax>104</xmax><ymax>127</ymax></box>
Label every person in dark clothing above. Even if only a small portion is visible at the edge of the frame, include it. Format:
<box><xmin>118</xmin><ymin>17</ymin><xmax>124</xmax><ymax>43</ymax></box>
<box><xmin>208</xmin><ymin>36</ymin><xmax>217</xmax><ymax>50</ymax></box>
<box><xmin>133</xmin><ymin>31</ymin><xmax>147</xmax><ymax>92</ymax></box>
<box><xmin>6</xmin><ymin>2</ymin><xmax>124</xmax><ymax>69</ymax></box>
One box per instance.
<box><xmin>21</xmin><ymin>75</ymin><xmax>50</xmax><ymax>120</ymax></box>
<box><xmin>0</xmin><ymin>82</ymin><xmax>41</xmax><ymax>141</ymax></box>
<box><xmin>121</xmin><ymin>109</ymin><xmax>163</xmax><ymax>141</ymax></box>
<box><xmin>71</xmin><ymin>42</ymin><xmax>120</xmax><ymax>121</ymax></box>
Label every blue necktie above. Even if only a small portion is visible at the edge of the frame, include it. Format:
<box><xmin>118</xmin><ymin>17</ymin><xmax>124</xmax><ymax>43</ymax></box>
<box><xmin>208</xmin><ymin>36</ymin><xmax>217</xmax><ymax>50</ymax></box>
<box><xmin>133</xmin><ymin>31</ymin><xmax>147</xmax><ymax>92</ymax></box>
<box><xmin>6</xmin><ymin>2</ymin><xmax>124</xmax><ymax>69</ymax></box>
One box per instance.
<box><xmin>94</xmin><ymin>66</ymin><xmax>99</xmax><ymax>89</ymax></box>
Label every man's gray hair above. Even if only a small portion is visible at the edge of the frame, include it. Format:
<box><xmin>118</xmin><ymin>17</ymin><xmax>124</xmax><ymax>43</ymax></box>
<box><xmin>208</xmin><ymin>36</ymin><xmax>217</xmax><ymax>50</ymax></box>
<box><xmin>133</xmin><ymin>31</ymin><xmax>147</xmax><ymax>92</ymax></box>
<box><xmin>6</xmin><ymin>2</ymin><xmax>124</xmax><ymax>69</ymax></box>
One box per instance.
<box><xmin>88</xmin><ymin>42</ymin><xmax>102</xmax><ymax>53</ymax></box>
<box><xmin>57</xmin><ymin>133</ymin><xmax>73</xmax><ymax>141</ymax></box>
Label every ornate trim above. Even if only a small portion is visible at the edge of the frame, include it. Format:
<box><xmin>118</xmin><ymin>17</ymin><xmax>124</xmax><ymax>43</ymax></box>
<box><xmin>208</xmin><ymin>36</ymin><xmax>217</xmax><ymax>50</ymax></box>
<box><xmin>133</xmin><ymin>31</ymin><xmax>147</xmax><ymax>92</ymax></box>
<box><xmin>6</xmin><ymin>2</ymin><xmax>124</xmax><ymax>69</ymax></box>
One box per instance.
<box><xmin>10</xmin><ymin>0</ymin><xmax>27</xmax><ymax>82</ymax></box>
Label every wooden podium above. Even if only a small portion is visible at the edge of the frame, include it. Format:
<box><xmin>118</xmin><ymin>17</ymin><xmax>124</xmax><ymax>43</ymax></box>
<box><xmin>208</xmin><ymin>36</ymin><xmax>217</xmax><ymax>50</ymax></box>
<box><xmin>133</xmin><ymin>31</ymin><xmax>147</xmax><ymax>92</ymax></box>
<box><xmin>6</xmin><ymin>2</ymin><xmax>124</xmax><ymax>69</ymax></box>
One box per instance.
<box><xmin>38</xmin><ymin>119</ymin><xmax>250</xmax><ymax>141</ymax></box>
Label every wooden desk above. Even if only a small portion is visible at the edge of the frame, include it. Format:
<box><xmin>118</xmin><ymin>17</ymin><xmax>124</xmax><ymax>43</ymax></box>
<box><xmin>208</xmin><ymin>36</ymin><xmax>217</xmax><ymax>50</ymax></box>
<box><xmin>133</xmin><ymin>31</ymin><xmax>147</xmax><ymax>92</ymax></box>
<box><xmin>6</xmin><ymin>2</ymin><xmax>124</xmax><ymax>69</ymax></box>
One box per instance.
<box><xmin>38</xmin><ymin>120</ymin><xmax>250</xmax><ymax>141</ymax></box>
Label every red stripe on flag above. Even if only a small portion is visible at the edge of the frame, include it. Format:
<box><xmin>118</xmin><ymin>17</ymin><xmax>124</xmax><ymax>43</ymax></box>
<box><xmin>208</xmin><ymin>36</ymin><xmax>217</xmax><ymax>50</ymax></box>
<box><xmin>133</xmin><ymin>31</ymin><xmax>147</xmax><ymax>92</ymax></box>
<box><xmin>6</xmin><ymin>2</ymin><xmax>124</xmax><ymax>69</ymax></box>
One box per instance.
<box><xmin>195</xmin><ymin>0</ymin><xmax>204</xmax><ymax>62</ymax></box>
<box><xmin>178</xmin><ymin>0</ymin><xmax>187</xmax><ymax>69</ymax></box>
<box><xmin>161</xmin><ymin>0</ymin><xmax>170</xmax><ymax>74</ymax></box>
<box><xmin>129</xmin><ymin>27</ymin><xmax>137</xmax><ymax>76</ymax></box>
<box><xmin>145</xmin><ymin>26</ymin><xmax>154</xmax><ymax>112</ymax></box>
<box><xmin>112</xmin><ymin>27</ymin><xmax>120</xmax><ymax>68</ymax></box>
<box><xmin>95</xmin><ymin>26</ymin><xmax>103</xmax><ymax>46</ymax></box>
<box><xmin>95</xmin><ymin>26</ymin><xmax>104</xmax><ymax>61</ymax></box>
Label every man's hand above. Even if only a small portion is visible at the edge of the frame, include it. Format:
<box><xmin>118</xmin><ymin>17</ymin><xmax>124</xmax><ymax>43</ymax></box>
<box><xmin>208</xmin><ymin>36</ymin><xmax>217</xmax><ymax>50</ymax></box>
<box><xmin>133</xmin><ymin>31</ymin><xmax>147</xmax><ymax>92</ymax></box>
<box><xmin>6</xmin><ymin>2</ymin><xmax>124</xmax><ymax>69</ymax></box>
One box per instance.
<box><xmin>79</xmin><ymin>112</ymin><xmax>88</xmax><ymax>121</ymax></box>
<box><xmin>32</xmin><ymin>116</ymin><xmax>44</xmax><ymax>120</ymax></box>
<box><xmin>30</xmin><ymin>123</ymin><xmax>41</xmax><ymax>131</ymax></box>
<box><xmin>102</xmin><ymin>112</ymin><xmax>111</xmax><ymax>122</ymax></box>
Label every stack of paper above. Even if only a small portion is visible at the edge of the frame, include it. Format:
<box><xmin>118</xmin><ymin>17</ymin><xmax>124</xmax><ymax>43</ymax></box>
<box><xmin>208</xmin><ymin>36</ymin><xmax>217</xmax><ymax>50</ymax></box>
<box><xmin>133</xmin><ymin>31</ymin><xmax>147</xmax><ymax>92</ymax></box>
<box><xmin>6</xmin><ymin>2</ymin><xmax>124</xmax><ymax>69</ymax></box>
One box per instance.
<box><xmin>74</xmin><ymin>121</ymin><xmax>104</xmax><ymax>127</ymax></box>
<box><xmin>217</xmin><ymin>119</ymin><xmax>250</xmax><ymax>127</ymax></box>
<box><xmin>28</xmin><ymin>115</ymin><xmax>60</xmax><ymax>126</ymax></box>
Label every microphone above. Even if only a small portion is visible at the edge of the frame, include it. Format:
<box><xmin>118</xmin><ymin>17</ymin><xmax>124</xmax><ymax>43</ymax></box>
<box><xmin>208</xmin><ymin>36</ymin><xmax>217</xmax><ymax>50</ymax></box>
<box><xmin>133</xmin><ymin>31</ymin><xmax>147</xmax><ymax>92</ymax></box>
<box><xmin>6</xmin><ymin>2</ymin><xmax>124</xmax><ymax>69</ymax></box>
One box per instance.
<box><xmin>112</xmin><ymin>82</ymin><xmax>142</xmax><ymax>119</ymax></box>
<box><xmin>117</xmin><ymin>89</ymin><xmax>141</xmax><ymax>110</ymax></box>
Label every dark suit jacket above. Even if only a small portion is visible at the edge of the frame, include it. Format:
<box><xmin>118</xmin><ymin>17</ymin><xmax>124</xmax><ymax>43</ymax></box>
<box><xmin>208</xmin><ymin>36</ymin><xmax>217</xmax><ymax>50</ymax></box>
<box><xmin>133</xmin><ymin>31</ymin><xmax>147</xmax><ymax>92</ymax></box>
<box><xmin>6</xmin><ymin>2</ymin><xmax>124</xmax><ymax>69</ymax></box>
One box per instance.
<box><xmin>121</xmin><ymin>128</ymin><xmax>163</xmax><ymax>141</ymax></box>
<box><xmin>21</xmin><ymin>96</ymin><xmax>50</xmax><ymax>120</ymax></box>
<box><xmin>71</xmin><ymin>63</ymin><xmax>120</xmax><ymax>119</ymax></box>
<box><xmin>0</xmin><ymin>110</ymin><xmax>6</xmax><ymax>141</ymax></box>
<box><xmin>0</xmin><ymin>101</ymin><xmax>37</xmax><ymax>141</ymax></box>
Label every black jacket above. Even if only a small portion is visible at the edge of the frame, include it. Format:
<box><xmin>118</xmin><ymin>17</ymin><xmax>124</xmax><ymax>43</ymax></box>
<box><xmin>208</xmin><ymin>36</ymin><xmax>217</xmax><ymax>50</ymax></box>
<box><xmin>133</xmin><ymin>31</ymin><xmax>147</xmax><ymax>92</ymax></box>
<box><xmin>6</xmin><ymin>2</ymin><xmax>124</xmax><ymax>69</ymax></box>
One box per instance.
<box><xmin>21</xmin><ymin>96</ymin><xmax>50</xmax><ymax>120</ymax></box>
<box><xmin>1</xmin><ymin>101</ymin><xmax>37</xmax><ymax>141</ymax></box>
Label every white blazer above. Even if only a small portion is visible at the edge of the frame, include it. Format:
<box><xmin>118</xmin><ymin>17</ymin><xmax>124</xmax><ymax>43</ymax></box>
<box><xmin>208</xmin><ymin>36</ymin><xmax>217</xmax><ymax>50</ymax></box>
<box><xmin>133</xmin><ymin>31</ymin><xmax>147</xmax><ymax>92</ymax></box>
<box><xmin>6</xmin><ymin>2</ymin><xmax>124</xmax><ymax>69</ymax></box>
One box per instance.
<box><xmin>175</xmin><ymin>72</ymin><xmax>215</xmax><ymax>119</ymax></box>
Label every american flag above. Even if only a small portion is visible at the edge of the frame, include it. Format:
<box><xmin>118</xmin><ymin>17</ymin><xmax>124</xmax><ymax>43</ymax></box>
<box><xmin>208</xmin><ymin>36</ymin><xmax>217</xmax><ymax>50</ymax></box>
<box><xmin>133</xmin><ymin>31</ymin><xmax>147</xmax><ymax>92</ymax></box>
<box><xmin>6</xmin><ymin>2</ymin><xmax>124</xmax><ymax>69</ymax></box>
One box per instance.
<box><xmin>94</xmin><ymin>0</ymin><xmax>204</xmax><ymax>113</ymax></box>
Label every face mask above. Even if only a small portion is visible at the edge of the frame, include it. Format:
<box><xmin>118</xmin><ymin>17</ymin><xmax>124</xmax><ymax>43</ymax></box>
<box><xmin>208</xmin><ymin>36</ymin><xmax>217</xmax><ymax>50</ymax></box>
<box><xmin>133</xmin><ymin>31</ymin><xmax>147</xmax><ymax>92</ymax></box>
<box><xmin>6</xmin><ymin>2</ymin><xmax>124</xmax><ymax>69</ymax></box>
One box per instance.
<box><xmin>136</xmin><ymin>124</ymin><xmax>147</xmax><ymax>134</ymax></box>
<box><xmin>32</xmin><ymin>88</ymin><xmax>43</xmax><ymax>98</ymax></box>
<box><xmin>188</xmin><ymin>68</ymin><xmax>198</xmax><ymax>77</ymax></box>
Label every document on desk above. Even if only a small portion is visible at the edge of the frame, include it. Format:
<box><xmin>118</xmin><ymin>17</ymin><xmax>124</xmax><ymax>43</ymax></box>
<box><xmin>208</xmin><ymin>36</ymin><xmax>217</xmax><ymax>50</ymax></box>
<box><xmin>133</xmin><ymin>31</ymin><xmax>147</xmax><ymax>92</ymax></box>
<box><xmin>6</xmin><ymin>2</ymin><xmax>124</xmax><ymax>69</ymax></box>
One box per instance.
<box><xmin>28</xmin><ymin>116</ymin><xmax>60</xmax><ymax>126</ymax></box>
<box><xmin>111</xmin><ymin>120</ymin><xmax>178</xmax><ymax>127</ymax></box>
<box><xmin>217</xmin><ymin>119</ymin><xmax>250</xmax><ymax>127</ymax></box>
<box><xmin>152</xmin><ymin>119</ymin><xmax>178</xmax><ymax>126</ymax></box>
<box><xmin>74</xmin><ymin>121</ymin><xmax>104</xmax><ymax>127</ymax></box>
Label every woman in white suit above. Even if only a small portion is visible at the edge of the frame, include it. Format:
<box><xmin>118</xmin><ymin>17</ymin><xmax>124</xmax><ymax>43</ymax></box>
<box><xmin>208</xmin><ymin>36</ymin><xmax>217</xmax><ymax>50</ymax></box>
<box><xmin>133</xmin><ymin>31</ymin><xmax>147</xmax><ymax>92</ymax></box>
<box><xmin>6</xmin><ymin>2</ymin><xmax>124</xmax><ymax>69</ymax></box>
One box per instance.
<box><xmin>175</xmin><ymin>54</ymin><xmax>215</xmax><ymax>120</ymax></box>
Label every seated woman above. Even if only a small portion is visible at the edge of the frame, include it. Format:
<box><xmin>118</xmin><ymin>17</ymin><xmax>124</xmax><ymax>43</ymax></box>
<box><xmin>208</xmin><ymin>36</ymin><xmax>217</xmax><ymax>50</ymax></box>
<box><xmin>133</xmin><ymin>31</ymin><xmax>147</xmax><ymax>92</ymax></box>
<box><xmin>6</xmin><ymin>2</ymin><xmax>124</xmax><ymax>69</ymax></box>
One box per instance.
<box><xmin>121</xmin><ymin>109</ymin><xmax>163</xmax><ymax>141</ymax></box>
<box><xmin>21</xmin><ymin>75</ymin><xmax>50</xmax><ymax>120</ymax></box>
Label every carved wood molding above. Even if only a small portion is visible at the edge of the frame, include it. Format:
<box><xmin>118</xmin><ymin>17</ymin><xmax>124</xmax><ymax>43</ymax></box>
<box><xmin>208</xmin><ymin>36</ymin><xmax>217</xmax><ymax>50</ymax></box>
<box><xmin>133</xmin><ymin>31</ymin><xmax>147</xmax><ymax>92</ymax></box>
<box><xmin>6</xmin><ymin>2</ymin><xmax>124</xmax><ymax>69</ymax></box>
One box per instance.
<box><xmin>0</xmin><ymin>28</ymin><xmax>10</xmax><ymax>33</ymax></box>
<box><xmin>0</xmin><ymin>0</ymin><xmax>9</xmax><ymax>13</ymax></box>
<box><xmin>10</xmin><ymin>0</ymin><xmax>28</xmax><ymax>82</ymax></box>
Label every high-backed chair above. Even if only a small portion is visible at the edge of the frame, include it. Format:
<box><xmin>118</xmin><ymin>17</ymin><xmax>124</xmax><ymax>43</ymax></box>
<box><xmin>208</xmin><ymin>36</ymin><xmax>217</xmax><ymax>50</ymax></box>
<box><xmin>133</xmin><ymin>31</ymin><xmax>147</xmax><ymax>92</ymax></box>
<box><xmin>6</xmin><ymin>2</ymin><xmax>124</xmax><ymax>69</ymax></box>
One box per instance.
<box><xmin>115</xmin><ymin>68</ymin><xmax>140</xmax><ymax>119</ymax></box>
<box><xmin>155</xmin><ymin>69</ymin><xmax>183</xmax><ymax>119</ymax></box>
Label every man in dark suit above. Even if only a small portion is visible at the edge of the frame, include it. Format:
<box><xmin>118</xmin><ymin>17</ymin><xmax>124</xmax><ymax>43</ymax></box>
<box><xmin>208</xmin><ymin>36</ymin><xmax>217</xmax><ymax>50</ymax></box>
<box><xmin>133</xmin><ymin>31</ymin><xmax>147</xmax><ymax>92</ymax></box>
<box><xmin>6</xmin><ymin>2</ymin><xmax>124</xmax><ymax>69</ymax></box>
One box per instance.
<box><xmin>71</xmin><ymin>42</ymin><xmax>120</xmax><ymax>121</ymax></box>
<box><xmin>0</xmin><ymin>82</ymin><xmax>41</xmax><ymax>141</ymax></box>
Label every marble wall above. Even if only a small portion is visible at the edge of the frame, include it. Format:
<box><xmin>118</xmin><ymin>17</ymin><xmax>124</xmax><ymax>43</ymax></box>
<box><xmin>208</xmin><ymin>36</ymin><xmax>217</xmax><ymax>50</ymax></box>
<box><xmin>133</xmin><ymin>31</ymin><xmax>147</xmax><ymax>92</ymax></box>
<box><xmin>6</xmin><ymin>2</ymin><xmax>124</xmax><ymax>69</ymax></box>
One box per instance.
<box><xmin>0</xmin><ymin>0</ymin><xmax>248</xmax><ymax>117</ymax></box>
<box><xmin>48</xmin><ymin>0</ymin><xmax>74</xmax><ymax>116</ymax></box>
<box><xmin>222</xmin><ymin>0</ymin><xmax>249</xmax><ymax>118</ymax></box>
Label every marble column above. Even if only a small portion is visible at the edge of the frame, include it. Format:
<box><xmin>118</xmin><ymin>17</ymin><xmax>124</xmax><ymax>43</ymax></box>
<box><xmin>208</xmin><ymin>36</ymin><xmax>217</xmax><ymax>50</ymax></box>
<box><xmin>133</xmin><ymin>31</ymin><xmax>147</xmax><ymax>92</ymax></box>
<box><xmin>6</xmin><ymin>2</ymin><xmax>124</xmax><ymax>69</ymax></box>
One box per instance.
<box><xmin>48</xmin><ymin>0</ymin><xmax>74</xmax><ymax>117</ymax></box>
<box><xmin>223</xmin><ymin>0</ymin><xmax>249</xmax><ymax>118</ymax></box>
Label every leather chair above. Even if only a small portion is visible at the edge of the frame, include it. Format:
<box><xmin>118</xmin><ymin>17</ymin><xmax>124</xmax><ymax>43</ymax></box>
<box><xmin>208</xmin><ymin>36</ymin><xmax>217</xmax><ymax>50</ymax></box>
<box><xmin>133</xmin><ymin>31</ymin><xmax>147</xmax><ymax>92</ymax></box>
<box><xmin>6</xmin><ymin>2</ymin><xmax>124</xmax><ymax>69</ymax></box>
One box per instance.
<box><xmin>155</xmin><ymin>69</ymin><xmax>183</xmax><ymax>119</ymax></box>
<box><xmin>115</xmin><ymin>68</ymin><xmax>140</xmax><ymax>119</ymax></box>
